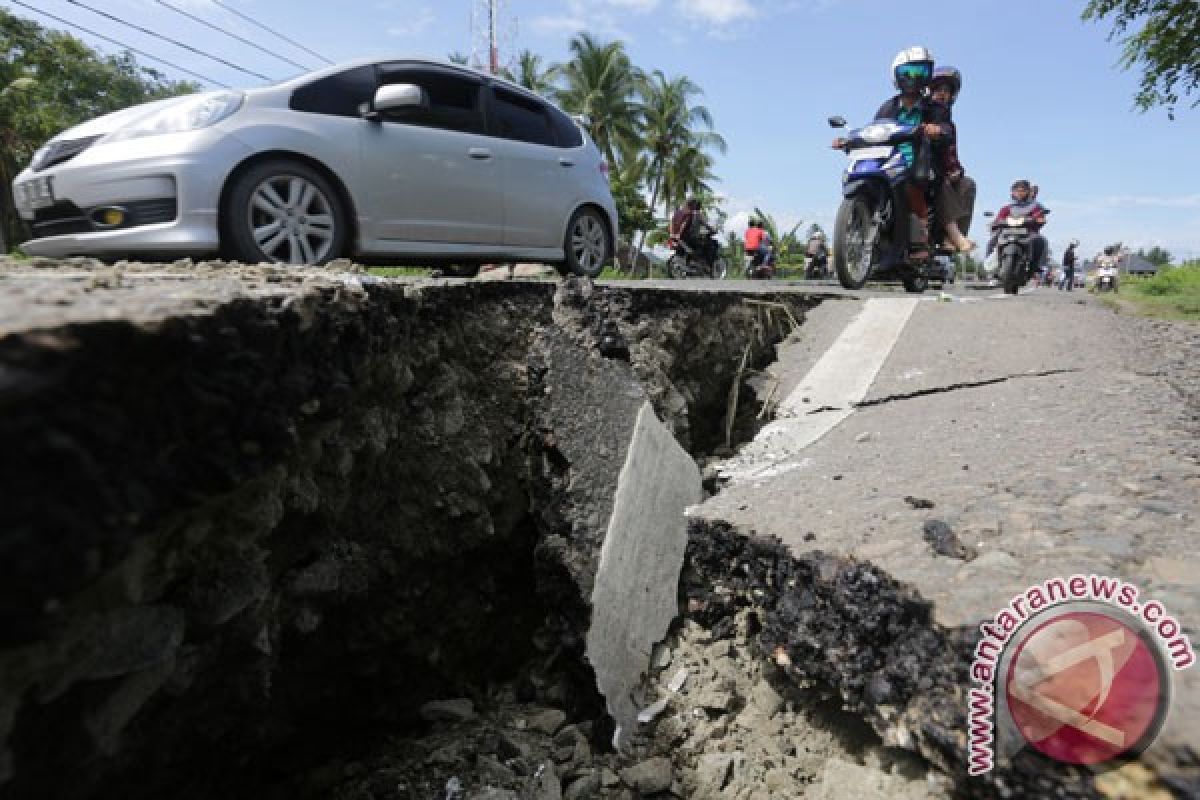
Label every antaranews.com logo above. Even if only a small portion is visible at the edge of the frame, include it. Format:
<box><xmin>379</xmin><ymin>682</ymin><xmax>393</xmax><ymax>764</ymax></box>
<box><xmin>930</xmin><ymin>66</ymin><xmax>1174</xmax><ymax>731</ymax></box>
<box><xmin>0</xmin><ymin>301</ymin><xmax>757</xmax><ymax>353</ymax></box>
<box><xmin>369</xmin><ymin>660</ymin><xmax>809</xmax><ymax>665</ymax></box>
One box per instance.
<box><xmin>967</xmin><ymin>574</ymin><xmax>1195</xmax><ymax>775</ymax></box>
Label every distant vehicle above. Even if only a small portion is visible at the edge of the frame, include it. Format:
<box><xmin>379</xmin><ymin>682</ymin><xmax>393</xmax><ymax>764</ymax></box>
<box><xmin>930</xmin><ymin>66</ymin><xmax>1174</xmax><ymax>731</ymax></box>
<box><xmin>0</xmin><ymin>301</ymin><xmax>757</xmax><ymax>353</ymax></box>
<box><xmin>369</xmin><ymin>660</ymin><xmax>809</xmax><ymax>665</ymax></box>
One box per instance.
<box><xmin>12</xmin><ymin>58</ymin><xmax>617</xmax><ymax>276</ymax></box>
<box><xmin>1095</xmin><ymin>264</ymin><xmax>1119</xmax><ymax>292</ymax></box>
<box><xmin>666</xmin><ymin>221</ymin><xmax>728</xmax><ymax>280</ymax></box>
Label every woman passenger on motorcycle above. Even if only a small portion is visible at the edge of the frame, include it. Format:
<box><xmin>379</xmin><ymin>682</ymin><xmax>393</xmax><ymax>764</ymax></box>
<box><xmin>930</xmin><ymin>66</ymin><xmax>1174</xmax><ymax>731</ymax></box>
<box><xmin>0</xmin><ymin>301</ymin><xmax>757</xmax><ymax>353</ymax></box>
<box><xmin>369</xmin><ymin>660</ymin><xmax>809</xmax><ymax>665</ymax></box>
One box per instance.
<box><xmin>929</xmin><ymin>67</ymin><xmax>976</xmax><ymax>253</ymax></box>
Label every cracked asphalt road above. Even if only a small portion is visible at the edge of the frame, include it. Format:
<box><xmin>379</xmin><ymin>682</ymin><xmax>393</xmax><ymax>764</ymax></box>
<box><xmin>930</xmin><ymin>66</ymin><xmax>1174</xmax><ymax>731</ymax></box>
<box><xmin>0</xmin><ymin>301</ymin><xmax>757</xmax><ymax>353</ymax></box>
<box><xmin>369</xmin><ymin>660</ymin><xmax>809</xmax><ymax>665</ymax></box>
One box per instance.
<box><xmin>699</xmin><ymin>286</ymin><xmax>1200</xmax><ymax>782</ymax></box>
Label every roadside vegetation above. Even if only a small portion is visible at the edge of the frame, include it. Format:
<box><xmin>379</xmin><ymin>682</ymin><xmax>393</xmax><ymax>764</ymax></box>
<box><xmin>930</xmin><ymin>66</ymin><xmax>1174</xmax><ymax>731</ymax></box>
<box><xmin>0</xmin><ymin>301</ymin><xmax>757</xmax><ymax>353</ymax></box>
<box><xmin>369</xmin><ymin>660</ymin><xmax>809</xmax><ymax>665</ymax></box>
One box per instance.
<box><xmin>0</xmin><ymin>10</ymin><xmax>199</xmax><ymax>252</ymax></box>
<box><xmin>1100</xmin><ymin>263</ymin><xmax>1200</xmax><ymax>321</ymax></box>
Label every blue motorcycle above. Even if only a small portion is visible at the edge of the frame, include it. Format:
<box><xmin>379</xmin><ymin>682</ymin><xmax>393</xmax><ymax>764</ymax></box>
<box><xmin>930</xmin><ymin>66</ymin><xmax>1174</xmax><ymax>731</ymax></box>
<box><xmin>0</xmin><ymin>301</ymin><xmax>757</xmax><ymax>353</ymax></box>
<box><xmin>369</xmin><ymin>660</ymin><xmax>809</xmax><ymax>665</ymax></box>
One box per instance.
<box><xmin>828</xmin><ymin>116</ymin><xmax>951</xmax><ymax>292</ymax></box>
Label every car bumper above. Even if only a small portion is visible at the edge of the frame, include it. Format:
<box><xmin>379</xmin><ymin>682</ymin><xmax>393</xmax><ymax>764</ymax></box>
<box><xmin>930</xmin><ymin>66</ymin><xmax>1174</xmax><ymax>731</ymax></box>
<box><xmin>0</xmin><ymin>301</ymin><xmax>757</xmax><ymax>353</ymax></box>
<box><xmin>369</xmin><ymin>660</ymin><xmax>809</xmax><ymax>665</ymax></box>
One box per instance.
<box><xmin>13</xmin><ymin>130</ymin><xmax>252</xmax><ymax>258</ymax></box>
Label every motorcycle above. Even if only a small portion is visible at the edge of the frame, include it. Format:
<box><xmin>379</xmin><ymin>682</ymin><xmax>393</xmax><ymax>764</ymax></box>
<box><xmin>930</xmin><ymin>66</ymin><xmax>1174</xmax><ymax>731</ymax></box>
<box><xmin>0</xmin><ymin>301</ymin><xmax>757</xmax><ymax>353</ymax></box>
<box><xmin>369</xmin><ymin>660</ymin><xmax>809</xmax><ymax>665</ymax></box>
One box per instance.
<box><xmin>827</xmin><ymin>115</ymin><xmax>950</xmax><ymax>293</ymax></box>
<box><xmin>1095</xmin><ymin>264</ymin><xmax>1119</xmax><ymax>292</ymax></box>
<box><xmin>743</xmin><ymin>245</ymin><xmax>776</xmax><ymax>280</ymax></box>
<box><xmin>985</xmin><ymin>210</ymin><xmax>1049</xmax><ymax>295</ymax></box>
<box><xmin>667</xmin><ymin>222</ymin><xmax>728</xmax><ymax>280</ymax></box>
<box><xmin>805</xmin><ymin>250</ymin><xmax>830</xmax><ymax>280</ymax></box>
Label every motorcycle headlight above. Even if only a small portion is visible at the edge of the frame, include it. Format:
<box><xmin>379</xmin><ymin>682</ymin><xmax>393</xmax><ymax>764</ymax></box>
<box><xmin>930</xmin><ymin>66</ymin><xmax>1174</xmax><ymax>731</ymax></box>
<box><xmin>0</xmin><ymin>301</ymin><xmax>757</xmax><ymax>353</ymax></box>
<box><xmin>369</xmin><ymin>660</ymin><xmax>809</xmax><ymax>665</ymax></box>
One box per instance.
<box><xmin>102</xmin><ymin>91</ymin><xmax>244</xmax><ymax>144</ymax></box>
<box><xmin>859</xmin><ymin>123</ymin><xmax>894</xmax><ymax>144</ymax></box>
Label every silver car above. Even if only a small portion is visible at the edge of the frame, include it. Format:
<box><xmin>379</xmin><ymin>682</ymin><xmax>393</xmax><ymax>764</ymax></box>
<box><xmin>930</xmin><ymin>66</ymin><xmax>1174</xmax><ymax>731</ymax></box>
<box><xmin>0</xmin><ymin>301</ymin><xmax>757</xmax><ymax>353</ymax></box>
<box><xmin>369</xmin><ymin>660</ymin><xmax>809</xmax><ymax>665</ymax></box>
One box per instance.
<box><xmin>12</xmin><ymin>58</ymin><xmax>617</xmax><ymax>277</ymax></box>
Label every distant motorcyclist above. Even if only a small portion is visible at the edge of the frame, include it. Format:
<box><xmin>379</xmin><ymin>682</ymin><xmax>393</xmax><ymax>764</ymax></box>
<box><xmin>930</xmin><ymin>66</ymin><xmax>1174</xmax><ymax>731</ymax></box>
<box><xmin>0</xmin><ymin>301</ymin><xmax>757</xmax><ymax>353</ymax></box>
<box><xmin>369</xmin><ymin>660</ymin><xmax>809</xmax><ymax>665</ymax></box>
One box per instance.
<box><xmin>744</xmin><ymin>219</ymin><xmax>770</xmax><ymax>268</ymax></box>
<box><xmin>833</xmin><ymin>47</ymin><xmax>952</xmax><ymax>260</ymax></box>
<box><xmin>988</xmin><ymin>179</ymin><xmax>1048</xmax><ymax>280</ymax></box>
<box><xmin>805</xmin><ymin>231</ymin><xmax>829</xmax><ymax>279</ymax></box>
<box><xmin>670</xmin><ymin>196</ymin><xmax>719</xmax><ymax>267</ymax></box>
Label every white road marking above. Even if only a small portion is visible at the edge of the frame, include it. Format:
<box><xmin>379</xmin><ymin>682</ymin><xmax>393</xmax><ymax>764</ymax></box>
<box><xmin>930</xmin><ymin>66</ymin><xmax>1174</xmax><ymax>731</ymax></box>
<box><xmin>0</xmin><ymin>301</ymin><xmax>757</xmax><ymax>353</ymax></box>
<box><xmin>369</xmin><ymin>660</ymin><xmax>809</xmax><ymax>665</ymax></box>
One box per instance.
<box><xmin>717</xmin><ymin>297</ymin><xmax>919</xmax><ymax>483</ymax></box>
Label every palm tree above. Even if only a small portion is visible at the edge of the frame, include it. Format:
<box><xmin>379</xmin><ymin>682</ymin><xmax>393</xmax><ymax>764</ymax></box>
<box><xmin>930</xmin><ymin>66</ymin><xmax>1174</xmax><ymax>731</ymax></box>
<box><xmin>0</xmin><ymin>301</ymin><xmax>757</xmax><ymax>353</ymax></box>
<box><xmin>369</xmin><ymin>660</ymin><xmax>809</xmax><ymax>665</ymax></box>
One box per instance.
<box><xmin>633</xmin><ymin>70</ymin><xmax>725</xmax><ymax>266</ymax></box>
<box><xmin>510</xmin><ymin>49</ymin><xmax>559</xmax><ymax>96</ymax></box>
<box><xmin>555</xmin><ymin>33</ymin><xmax>643</xmax><ymax>169</ymax></box>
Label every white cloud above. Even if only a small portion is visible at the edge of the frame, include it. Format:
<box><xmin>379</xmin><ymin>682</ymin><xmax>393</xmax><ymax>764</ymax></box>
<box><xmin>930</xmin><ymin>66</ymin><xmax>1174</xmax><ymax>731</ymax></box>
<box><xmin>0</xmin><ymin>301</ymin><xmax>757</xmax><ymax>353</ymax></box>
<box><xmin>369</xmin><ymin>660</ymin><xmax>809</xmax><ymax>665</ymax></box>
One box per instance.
<box><xmin>606</xmin><ymin>0</ymin><xmax>661</xmax><ymax>9</ymax></box>
<box><xmin>387</xmin><ymin>7</ymin><xmax>435</xmax><ymax>37</ymax></box>
<box><xmin>677</xmin><ymin>0</ymin><xmax>758</xmax><ymax>25</ymax></box>
<box><xmin>529</xmin><ymin>0</ymin><xmax>643</xmax><ymax>40</ymax></box>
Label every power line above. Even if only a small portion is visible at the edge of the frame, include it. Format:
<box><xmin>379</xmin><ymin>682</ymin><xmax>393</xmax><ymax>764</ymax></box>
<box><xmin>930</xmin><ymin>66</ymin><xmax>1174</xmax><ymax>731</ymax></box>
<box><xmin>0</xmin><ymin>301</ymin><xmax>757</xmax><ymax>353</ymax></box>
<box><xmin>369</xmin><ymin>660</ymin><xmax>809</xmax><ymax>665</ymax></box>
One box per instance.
<box><xmin>211</xmin><ymin>0</ymin><xmax>333</xmax><ymax>66</ymax></box>
<box><xmin>64</xmin><ymin>0</ymin><xmax>274</xmax><ymax>83</ymax></box>
<box><xmin>154</xmin><ymin>0</ymin><xmax>312</xmax><ymax>73</ymax></box>
<box><xmin>9</xmin><ymin>0</ymin><xmax>229</xmax><ymax>88</ymax></box>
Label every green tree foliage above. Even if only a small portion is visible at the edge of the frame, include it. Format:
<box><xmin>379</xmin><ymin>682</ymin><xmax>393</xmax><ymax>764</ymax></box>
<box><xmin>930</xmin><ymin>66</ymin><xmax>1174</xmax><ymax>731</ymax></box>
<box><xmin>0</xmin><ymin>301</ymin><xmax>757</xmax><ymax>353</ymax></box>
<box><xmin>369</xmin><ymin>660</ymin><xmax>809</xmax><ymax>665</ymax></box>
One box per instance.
<box><xmin>510</xmin><ymin>50</ymin><xmax>559</xmax><ymax>96</ymax></box>
<box><xmin>1138</xmin><ymin>245</ymin><xmax>1173</xmax><ymax>266</ymax></box>
<box><xmin>1083</xmin><ymin>0</ymin><xmax>1200</xmax><ymax>114</ymax></box>
<box><xmin>753</xmin><ymin>207</ymin><xmax>804</xmax><ymax>264</ymax></box>
<box><xmin>1</xmin><ymin>9</ymin><xmax>199</xmax><ymax>247</ymax></box>
<box><xmin>555</xmin><ymin>33</ymin><xmax>643</xmax><ymax>169</ymax></box>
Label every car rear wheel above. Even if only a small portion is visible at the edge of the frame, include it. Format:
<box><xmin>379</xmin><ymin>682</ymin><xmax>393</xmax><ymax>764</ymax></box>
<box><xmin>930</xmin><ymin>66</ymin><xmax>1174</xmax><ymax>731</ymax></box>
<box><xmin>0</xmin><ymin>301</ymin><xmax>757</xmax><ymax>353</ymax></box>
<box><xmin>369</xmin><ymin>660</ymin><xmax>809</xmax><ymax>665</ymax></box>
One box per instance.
<box><xmin>563</xmin><ymin>207</ymin><xmax>610</xmax><ymax>278</ymax></box>
<box><xmin>224</xmin><ymin>160</ymin><xmax>347</xmax><ymax>265</ymax></box>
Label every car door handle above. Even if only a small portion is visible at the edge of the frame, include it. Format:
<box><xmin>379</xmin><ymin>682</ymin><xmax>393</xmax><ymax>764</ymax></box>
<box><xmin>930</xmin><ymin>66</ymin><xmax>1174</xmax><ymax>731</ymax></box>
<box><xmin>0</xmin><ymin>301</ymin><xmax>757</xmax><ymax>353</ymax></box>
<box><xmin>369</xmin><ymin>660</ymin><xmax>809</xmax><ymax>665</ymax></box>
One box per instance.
<box><xmin>469</xmin><ymin>147</ymin><xmax>493</xmax><ymax>160</ymax></box>
<box><xmin>558</xmin><ymin>158</ymin><xmax>575</xmax><ymax>167</ymax></box>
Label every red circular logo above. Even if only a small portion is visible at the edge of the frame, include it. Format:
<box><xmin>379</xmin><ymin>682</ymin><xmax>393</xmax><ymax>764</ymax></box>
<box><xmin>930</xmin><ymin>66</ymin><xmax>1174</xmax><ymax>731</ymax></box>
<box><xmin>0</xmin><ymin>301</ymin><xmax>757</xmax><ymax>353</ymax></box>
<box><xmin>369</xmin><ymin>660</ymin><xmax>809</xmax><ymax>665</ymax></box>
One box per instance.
<box><xmin>1004</xmin><ymin>610</ymin><xmax>1168</xmax><ymax>765</ymax></box>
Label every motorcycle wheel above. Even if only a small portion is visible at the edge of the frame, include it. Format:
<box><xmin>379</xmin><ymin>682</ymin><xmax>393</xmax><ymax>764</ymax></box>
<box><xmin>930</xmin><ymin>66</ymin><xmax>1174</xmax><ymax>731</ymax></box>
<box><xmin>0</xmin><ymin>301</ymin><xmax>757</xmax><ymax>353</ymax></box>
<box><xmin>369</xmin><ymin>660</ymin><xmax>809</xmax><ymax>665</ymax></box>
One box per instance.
<box><xmin>667</xmin><ymin>255</ymin><xmax>687</xmax><ymax>279</ymax></box>
<box><xmin>711</xmin><ymin>257</ymin><xmax>729</xmax><ymax>281</ymax></box>
<box><xmin>833</xmin><ymin>195</ymin><xmax>874</xmax><ymax>289</ymax></box>
<box><xmin>1001</xmin><ymin>252</ymin><xmax>1021</xmax><ymax>295</ymax></box>
<box><xmin>902</xmin><ymin>274</ymin><xmax>928</xmax><ymax>294</ymax></box>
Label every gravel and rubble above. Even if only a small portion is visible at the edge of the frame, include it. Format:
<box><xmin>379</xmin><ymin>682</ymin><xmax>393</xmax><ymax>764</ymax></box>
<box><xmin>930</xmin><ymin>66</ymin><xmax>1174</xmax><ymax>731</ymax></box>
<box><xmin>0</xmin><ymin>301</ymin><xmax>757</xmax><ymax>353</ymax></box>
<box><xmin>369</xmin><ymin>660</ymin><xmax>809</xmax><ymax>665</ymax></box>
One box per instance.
<box><xmin>322</xmin><ymin>570</ymin><xmax>948</xmax><ymax>800</ymax></box>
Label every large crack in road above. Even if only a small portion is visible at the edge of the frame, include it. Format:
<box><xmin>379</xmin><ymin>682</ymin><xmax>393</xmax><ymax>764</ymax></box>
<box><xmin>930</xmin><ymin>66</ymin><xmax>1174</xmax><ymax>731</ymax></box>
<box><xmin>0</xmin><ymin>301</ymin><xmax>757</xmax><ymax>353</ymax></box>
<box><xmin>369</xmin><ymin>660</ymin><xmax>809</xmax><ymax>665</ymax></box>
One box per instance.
<box><xmin>0</xmin><ymin>260</ymin><xmax>1195</xmax><ymax>800</ymax></box>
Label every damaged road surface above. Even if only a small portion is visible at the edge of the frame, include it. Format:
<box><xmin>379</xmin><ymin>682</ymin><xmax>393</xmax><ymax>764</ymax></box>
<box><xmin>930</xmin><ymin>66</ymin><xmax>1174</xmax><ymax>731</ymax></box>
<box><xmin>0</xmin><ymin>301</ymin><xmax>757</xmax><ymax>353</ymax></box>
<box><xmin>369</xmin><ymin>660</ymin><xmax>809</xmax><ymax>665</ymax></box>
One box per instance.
<box><xmin>1</xmin><ymin>260</ymin><xmax>1197</xmax><ymax>799</ymax></box>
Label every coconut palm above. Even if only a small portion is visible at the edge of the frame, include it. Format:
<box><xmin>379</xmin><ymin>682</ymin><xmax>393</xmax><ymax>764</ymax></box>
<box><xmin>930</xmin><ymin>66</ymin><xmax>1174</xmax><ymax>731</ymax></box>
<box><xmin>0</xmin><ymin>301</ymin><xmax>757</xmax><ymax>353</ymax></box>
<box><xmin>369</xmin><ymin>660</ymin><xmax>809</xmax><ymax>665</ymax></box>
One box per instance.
<box><xmin>511</xmin><ymin>49</ymin><xmax>559</xmax><ymax>96</ymax></box>
<box><xmin>555</xmin><ymin>33</ymin><xmax>643</xmax><ymax>169</ymax></box>
<box><xmin>633</xmin><ymin>70</ymin><xmax>725</xmax><ymax>265</ymax></box>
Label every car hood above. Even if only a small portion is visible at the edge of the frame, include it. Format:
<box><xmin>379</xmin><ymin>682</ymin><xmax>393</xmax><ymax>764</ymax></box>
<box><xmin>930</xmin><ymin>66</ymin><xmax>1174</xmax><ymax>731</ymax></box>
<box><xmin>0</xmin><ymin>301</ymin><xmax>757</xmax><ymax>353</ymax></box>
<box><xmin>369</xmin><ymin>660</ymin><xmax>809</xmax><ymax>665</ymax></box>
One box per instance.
<box><xmin>44</xmin><ymin>94</ymin><xmax>206</xmax><ymax>144</ymax></box>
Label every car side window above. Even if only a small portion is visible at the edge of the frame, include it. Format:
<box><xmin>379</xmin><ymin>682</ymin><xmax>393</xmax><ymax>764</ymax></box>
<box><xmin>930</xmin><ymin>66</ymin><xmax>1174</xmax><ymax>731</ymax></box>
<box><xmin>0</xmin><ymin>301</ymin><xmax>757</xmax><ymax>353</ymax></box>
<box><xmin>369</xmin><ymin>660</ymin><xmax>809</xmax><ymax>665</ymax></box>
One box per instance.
<box><xmin>492</xmin><ymin>88</ymin><xmax>556</xmax><ymax>147</ymax></box>
<box><xmin>289</xmin><ymin>66</ymin><xmax>377</xmax><ymax>117</ymax></box>
<box><xmin>376</xmin><ymin>67</ymin><xmax>484</xmax><ymax>134</ymax></box>
<box><xmin>548</xmin><ymin>107</ymin><xmax>583</xmax><ymax>149</ymax></box>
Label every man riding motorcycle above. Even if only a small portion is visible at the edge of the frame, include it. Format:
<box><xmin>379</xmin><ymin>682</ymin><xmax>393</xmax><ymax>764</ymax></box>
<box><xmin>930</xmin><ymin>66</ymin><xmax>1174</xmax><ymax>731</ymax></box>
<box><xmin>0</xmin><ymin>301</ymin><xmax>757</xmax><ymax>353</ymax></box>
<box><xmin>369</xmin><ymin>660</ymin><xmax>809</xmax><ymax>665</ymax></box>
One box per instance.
<box><xmin>805</xmin><ymin>231</ymin><xmax>829</xmax><ymax>279</ymax></box>
<box><xmin>669</xmin><ymin>196</ymin><xmax>720</xmax><ymax>269</ymax></box>
<box><xmin>988</xmin><ymin>179</ymin><xmax>1049</xmax><ymax>286</ymax></box>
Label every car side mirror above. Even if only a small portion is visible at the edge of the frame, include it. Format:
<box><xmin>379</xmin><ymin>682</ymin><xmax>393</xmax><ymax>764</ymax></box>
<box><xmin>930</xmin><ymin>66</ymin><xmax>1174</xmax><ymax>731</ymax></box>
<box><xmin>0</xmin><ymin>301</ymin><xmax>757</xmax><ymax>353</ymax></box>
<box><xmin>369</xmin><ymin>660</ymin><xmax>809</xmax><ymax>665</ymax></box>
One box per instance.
<box><xmin>366</xmin><ymin>83</ymin><xmax>427</xmax><ymax>120</ymax></box>
<box><xmin>828</xmin><ymin>116</ymin><xmax>847</xmax><ymax>129</ymax></box>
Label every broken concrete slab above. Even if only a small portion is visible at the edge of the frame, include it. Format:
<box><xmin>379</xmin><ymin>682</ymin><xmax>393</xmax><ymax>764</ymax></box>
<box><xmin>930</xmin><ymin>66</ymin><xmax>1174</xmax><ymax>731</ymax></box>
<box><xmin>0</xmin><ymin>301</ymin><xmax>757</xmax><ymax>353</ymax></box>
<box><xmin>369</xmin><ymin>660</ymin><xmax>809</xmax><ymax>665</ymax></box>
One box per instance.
<box><xmin>586</xmin><ymin>403</ymin><xmax>702</xmax><ymax>747</ymax></box>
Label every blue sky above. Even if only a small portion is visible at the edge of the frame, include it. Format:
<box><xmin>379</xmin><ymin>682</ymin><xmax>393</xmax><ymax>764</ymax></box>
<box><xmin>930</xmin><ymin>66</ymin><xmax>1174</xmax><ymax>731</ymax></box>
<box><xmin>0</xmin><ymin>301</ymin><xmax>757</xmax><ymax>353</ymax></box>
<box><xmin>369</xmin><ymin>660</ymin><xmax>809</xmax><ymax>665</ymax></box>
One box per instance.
<box><xmin>15</xmin><ymin>0</ymin><xmax>1200</xmax><ymax>263</ymax></box>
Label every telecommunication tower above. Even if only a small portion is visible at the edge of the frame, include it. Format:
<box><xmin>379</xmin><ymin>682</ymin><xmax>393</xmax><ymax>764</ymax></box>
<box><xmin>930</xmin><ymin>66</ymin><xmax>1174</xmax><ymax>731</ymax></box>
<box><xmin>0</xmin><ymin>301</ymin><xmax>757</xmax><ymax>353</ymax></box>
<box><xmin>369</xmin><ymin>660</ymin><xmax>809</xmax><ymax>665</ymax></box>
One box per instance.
<box><xmin>469</xmin><ymin>0</ymin><xmax>516</xmax><ymax>75</ymax></box>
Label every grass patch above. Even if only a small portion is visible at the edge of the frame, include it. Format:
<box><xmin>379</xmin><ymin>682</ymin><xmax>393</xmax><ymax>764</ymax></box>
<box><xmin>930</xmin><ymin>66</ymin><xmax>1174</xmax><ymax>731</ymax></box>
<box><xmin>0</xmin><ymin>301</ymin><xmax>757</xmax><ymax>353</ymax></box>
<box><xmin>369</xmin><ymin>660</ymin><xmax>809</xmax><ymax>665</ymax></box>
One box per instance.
<box><xmin>1101</xmin><ymin>266</ymin><xmax>1200</xmax><ymax>321</ymax></box>
<box><xmin>367</xmin><ymin>267</ymin><xmax>434</xmax><ymax>278</ymax></box>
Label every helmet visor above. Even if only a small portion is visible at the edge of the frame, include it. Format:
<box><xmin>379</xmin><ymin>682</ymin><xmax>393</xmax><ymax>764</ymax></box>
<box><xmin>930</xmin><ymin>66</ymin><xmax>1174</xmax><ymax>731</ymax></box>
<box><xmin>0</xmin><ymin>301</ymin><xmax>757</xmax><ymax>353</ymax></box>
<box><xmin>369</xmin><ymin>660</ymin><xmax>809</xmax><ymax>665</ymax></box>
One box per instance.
<box><xmin>895</xmin><ymin>62</ymin><xmax>932</xmax><ymax>85</ymax></box>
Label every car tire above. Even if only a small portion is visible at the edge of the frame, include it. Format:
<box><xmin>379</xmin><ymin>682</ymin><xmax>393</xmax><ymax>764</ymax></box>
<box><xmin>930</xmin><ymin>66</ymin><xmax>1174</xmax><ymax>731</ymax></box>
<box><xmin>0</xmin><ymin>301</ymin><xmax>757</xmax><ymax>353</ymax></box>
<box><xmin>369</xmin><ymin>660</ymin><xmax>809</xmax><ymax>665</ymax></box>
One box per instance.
<box><xmin>224</xmin><ymin>159</ymin><xmax>348</xmax><ymax>265</ymax></box>
<box><xmin>563</xmin><ymin>207</ymin><xmax>610</xmax><ymax>278</ymax></box>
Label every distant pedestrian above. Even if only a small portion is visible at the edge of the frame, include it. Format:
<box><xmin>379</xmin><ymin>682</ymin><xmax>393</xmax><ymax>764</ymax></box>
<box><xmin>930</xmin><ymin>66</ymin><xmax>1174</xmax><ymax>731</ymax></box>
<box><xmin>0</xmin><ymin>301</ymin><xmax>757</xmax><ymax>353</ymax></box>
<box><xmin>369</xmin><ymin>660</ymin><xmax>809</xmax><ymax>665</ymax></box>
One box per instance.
<box><xmin>1060</xmin><ymin>240</ymin><xmax>1078</xmax><ymax>290</ymax></box>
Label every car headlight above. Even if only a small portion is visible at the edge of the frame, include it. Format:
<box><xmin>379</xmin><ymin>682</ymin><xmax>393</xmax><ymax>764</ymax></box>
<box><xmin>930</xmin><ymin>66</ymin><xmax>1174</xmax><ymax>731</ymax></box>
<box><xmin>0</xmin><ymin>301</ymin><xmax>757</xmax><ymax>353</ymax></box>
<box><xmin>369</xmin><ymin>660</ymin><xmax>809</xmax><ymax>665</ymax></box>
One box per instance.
<box><xmin>102</xmin><ymin>91</ymin><xmax>244</xmax><ymax>144</ymax></box>
<box><xmin>30</xmin><ymin>144</ymin><xmax>51</xmax><ymax>171</ymax></box>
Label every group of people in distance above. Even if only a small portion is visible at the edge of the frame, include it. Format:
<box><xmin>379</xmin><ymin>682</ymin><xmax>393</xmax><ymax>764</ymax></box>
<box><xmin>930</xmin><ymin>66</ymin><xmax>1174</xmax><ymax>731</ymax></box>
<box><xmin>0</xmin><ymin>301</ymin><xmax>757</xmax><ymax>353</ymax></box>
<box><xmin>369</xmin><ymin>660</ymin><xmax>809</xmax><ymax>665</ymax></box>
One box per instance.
<box><xmin>672</xmin><ymin>45</ymin><xmax>1066</xmax><ymax>283</ymax></box>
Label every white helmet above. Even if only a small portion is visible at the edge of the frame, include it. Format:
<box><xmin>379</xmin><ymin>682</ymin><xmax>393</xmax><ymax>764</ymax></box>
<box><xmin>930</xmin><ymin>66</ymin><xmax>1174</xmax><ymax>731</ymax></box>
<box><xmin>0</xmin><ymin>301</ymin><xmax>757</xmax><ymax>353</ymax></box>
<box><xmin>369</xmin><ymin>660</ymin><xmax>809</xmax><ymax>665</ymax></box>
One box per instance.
<box><xmin>891</xmin><ymin>46</ymin><xmax>934</xmax><ymax>91</ymax></box>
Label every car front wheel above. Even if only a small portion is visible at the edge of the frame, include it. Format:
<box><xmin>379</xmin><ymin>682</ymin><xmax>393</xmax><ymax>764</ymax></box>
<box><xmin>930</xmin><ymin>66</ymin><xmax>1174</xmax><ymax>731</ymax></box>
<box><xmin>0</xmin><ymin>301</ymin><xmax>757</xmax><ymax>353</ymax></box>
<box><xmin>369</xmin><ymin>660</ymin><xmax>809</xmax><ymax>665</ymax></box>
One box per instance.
<box><xmin>563</xmin><ymin>207</ymin><xmax>610</xmax><ymax>278</ymax></box>
<box><xmin>224</xmin><ymin>160</ymin><xmax>347</xmax><ymax>265</ymax></box>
